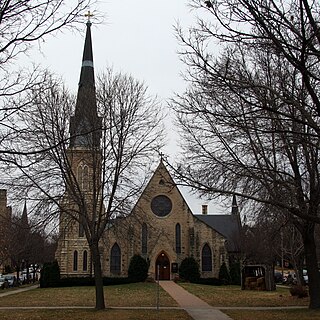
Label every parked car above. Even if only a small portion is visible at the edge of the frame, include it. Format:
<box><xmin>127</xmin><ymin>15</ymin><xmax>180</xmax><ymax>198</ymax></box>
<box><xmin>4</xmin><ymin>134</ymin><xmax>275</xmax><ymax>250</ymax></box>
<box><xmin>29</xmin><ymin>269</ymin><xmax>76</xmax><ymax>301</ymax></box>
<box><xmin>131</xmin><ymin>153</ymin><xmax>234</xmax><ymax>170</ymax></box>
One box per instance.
<box><xmin>4</xmin><ymin>275</ymin><xmax>16</xmax><ymax>287</ymax></box>
<box><xmin>274</xmin><ymin>271</ymin><xmax>284</xmax><ymax>284</ymax></box>
<box><xmin>303</xmin><ymin>269</ymin><xmax>308</xmax><ymax>285</ymax></box>
<box><xmin>0</xmin><ymin>275</ymin><xmax>6</xmax><ymax>289</ymax></box>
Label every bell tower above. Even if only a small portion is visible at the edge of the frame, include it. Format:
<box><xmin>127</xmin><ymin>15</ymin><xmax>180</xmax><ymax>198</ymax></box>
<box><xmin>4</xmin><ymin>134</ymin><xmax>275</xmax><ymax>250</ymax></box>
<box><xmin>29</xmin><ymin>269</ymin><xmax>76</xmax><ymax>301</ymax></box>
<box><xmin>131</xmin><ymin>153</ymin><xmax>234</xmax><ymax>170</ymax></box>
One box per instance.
<box><xmin>56</xmin><ymin>19</ymin><xmax>103</xmax><ymax>276</ymax></box>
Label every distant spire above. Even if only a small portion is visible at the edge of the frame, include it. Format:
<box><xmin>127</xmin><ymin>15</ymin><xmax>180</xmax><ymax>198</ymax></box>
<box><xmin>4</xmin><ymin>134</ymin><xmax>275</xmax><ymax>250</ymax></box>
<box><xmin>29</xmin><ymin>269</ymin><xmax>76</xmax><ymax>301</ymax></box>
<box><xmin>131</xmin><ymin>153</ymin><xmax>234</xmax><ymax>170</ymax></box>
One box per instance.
<box><xmin>231</xmin><ymin>194</ymin><xmax>239</xmax><ymax>215</ymax></box>
<box><xmin>21</xmin><ymin>200</ymin><xmax>29</xmax><ymax>228</ymax></box>
<box><xmin>69</xmin><ymin>20</ymin><xmax>101</xmax><ymax>148</ymax></box>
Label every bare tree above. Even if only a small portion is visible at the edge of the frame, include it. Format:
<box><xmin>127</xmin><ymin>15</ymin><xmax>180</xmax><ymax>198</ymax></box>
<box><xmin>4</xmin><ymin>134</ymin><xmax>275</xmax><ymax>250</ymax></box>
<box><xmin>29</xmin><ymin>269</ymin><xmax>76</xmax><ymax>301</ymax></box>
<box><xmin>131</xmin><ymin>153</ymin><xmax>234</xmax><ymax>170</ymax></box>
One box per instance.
<box><xmin>171</xmin><ymin>0</ymin><xmax>320</xmax><ymax>308</ymax></box>
<box><xmin>4</xmin><ymin>69</ymin><xmax>164</xmax><ymax>309</ymax></box>
<box><xmin>0</xmin><ymin>0</ymin><xmax>94</xmax><ymax>66</ymax></box>
<box><xmin>0</xmin><ymin>0</ymin><xmax>94</xmax><ymax>148</ymax></box>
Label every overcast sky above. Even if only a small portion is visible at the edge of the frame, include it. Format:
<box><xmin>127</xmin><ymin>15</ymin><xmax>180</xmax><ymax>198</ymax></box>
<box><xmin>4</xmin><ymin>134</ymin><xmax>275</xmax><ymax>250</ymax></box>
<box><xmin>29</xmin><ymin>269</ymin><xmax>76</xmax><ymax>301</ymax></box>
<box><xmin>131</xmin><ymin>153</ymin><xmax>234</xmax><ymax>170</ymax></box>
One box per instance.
<box><xmin>32</xmin><ymin>0</ymin><xmax>229</xmax><ymax>214</ymax></box>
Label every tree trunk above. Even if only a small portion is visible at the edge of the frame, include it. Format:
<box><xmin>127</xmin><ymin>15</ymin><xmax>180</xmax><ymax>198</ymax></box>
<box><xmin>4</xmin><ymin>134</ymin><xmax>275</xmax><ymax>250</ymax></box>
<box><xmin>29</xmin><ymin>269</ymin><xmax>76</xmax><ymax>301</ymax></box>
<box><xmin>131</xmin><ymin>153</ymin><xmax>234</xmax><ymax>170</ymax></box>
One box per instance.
<box><xmin>302</xmin><ymin>224</ymin><xmax>320</xmax><ymax>309</ymax></box>
<box><xmin>90</xmin><ymin>241</ymin><xmax>105</xmax><ymax>310</ymax></box>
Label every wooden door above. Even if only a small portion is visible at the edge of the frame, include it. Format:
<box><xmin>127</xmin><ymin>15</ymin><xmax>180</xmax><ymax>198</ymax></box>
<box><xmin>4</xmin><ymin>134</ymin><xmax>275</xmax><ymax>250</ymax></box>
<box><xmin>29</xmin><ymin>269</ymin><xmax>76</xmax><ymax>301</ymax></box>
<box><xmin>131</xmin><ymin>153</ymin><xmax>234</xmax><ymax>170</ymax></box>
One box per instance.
<box><xmin>155</xmin><ymin>252</ymin><xmax>170</xmax><ymax>280</ymax></box>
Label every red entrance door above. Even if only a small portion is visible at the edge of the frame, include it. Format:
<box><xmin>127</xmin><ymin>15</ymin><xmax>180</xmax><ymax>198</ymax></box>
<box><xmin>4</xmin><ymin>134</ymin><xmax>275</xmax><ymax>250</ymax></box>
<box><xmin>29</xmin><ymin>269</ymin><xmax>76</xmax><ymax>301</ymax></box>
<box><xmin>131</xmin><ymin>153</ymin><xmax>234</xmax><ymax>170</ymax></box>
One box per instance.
<box><xmin>155</xmin><ymin>252</ymin><xmax>170</xmax><ymax>280</ymax></box>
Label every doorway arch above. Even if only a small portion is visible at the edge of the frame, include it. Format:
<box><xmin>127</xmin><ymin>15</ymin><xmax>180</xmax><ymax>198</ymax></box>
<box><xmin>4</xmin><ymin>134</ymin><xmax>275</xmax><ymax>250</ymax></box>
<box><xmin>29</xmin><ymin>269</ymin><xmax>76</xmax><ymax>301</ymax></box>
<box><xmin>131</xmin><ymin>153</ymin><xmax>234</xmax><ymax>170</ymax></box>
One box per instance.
<box><xmin>155</xmin><ymin>252</ymin><xmax>170</xmax><ymax>280</ymax></box>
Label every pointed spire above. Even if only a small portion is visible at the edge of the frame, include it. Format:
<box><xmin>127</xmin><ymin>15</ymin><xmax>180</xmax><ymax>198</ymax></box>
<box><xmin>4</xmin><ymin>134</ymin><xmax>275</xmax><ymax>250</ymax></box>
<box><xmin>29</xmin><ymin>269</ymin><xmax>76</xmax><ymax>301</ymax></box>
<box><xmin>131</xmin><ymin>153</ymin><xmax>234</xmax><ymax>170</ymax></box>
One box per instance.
<box><xmin>231</xmin><ymin>194</ymin><xmax>239</xmax><ymax>215</ymax></box>
<box><xmin>69</xmin><ymin>21</ymin><xmax>101</xmax><ymax>148</ymax></box>
<box><xmin>79</xmin><ymin>21</ymin><xmax>94</xmax><ymax>88</ymax></box>
<box><xmin>21</xmin><ymin>200</ymin><xmax>29</xmax><ymax>228</ymax></box>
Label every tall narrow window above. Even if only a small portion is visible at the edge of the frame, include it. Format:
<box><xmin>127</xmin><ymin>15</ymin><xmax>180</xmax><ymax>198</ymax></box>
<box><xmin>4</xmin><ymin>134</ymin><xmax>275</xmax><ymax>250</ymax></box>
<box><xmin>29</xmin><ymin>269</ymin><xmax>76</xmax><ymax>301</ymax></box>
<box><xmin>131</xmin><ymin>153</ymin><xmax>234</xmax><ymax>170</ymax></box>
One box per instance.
<box><xmin>79</xmin><ymin>217</ymin><xmax>84</xmax><ymax>237</ymax></box>
<box><xmin>110</xmin><ymin>243</ymin><xmax>121</xmax><ymax>274</ymax></box>
<box><xmin>202</xmin><ymin>244</ymin><xmax>212</xmax><ymax>272</ymax></box>
<box><xmin>83</xmin><ymin>166</ymin><xmax>89</xmax><ymax>190</ymax></box>
<box><xmin>83</xmin><ymin>250</ymin><xmax>88</xmax><ymax>271</ymax></box>
<box><xmin>175</xmin><ymin>223</ymin><xmax>181</xmax><ymax>254</ymax></box>
<box><xmin>142</xmin><ymin>223</ymin><xmax>148</xmax><ymax>255</ymax></box>
<box><xmin>77</xmin><ymin>163</ymin><xmax>89</xmax><ymax>190</ymax></box>
<box><xmin>73</xmin><ymin>250</ymin><xmax>78</xmax><ymax>271</ymax></box>
<box><xmin>77</xmin><ymin>165</ymin><xmax>83</xmax><ymax>188</ymax></box>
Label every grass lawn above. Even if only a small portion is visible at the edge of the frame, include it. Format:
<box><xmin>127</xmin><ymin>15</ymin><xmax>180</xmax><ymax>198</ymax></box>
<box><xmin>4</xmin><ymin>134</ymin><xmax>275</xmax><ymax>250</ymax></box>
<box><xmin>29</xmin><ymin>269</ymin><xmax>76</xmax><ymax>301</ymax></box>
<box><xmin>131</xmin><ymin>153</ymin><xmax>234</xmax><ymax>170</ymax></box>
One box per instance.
<box><xmin>0</xmin><ymin>283</ymin><xmax>177</xmax><ymax>307</ymax></box>
<box><xmin>0</xmin><ymin>309</ymin><xmax>192</xmax><ymax>320</ymax></box>
<box><xmin>225</xmin><ymin>309</ymin><xmax>320</xmax><ymax>320</ymax></box>
<box><xmin>179</xmin><ymin>283</ymin><xmax>309</xmax><ymax>307</ymax></box>
<box><xmin>1</xmin><ymin>282</ymin><xmax>317</xmax><ymax>320</ymax></box>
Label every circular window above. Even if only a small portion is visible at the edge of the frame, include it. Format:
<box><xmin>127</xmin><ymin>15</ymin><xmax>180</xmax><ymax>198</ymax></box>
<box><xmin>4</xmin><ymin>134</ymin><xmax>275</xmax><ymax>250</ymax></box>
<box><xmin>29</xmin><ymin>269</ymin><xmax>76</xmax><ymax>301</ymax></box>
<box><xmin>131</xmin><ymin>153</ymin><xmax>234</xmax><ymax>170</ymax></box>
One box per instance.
<box><xmin>151</xmin><ymin>195</ymin><xmax>172</xmax><ymax>217</ymax></box>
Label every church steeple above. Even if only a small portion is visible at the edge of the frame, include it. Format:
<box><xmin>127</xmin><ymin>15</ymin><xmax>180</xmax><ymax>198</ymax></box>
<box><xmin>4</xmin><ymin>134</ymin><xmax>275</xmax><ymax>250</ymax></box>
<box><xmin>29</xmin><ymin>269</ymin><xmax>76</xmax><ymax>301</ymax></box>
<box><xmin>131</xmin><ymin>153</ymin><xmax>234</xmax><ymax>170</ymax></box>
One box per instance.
<box><xmin>79</xmin><ymin>21</ymin><xmax>94</xmax><ymax>88</ymax></box>
<box><xmin>69</xmin><ymin>20</ymin><xmax>101</xmax><ymax>148</ymax></box>
<box><xmin>231</xmin><ymin>194</ymin><xmax>239</xmax><ymax>215</ymax></box>
<box><xmin>21</xmin><ymin>200</ymin><xmax>29</xmax><ymax>229</ymax></box>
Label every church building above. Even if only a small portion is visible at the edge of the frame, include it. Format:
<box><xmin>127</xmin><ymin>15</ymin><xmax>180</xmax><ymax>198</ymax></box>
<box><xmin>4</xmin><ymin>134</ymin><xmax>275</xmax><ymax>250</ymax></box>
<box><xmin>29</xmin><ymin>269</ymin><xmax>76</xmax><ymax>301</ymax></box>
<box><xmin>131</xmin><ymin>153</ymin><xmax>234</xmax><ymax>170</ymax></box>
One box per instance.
<box><xmin>55</xmin><ymin>21</ymin><xmax>241</xmax><ymax>280</ymax></box>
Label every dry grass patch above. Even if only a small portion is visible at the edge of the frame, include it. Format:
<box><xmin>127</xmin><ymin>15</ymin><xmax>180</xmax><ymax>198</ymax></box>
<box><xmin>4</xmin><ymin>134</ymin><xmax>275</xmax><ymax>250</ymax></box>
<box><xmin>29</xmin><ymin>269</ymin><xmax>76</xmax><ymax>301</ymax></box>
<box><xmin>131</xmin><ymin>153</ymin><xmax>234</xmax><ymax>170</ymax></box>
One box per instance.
<box><xmin>104</xmin><ymin>282</ymin><xmax>177</xmax><ymax>307</ymax></box>
<box><xmin>225</xmin><ymin>309</ymin><xmax>320</xmax><ymax>320</ymax></box>
<box><xmin>0</xmin><ymin>309</ymin><xmax>192</xmax><ymax>320</ymax></box>
<box><xmin>0</xmin><ymin>283</ymin><xmax>177</xmax><ymax>308</ymax></box>
<box><xmin>178</xmin><ymin>284</ymin><xmax>309</xmax><ymax>307</ymax></box>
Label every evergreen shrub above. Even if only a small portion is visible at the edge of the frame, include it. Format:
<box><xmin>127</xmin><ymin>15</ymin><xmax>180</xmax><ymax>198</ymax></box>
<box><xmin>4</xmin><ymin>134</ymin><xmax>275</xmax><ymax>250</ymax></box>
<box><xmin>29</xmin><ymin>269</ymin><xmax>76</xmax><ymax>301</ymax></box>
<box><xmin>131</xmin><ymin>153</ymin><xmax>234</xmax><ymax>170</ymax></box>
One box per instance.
<box><xmin>219</xmin><ymin>262</ymin><xmax>231</xmax><ymax>285</ymax></box>
<box><xmin>40</xmin><ymin>260</ymin><xmax>60</xmax><ymax>288</ymax></box>
<box><xmin>179</xmin><ymin>257</ymin><xmax>200</xmax><ymax>282</ymax></box>
<box><xmin>229</xmin><ymin>261</ymin><xmax>241</xmax><ymax>285</ymax></box>
<box><xmin>128</xmin><ymin>254</ymin><xmax>149</xmax><ymax>282</ymax></box>
<box><xmin>194</xmin><ymin>277</ymin><xmax>222</xmax><ymax>286</ymax></box>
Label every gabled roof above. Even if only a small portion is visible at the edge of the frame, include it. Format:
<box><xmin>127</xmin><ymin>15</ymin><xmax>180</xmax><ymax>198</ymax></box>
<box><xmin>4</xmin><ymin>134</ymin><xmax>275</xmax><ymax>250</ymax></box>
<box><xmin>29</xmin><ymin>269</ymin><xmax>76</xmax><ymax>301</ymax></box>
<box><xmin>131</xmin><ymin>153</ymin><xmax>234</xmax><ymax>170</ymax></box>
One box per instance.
<box><xmin>126</xmin><ymin>160</ymin><xmax>194</xmax><ymax>220</ymax></box>
<box><xmin>195</xmin><ymin>214</ymin><xmax>241</xmax><ymax>252</ymax></box>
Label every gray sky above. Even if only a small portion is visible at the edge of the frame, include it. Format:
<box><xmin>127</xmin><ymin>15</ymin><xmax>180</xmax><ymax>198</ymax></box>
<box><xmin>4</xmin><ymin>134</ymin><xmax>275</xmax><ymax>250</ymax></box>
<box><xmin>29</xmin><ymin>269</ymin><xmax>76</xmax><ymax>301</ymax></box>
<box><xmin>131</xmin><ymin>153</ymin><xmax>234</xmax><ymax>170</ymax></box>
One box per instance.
<box><xmin>33</xmin><ymin>0</ymin><xmax>229</xmax><ymax>214</ymax></box>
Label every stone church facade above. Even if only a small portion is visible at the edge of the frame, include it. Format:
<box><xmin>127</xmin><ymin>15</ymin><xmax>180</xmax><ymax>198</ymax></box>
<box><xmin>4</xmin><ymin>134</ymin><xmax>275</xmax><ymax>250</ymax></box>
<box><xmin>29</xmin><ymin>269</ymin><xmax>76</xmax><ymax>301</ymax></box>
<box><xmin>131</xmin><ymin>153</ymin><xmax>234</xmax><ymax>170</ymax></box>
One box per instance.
<box><xmin>55</xmin><ymin>21</ymin><xmax>241</xmax><ymax>280</ymax></box>
<box><xmin>56</xmin><ymin>159</ymin><xmax>239</xmax><ymax>280</ymax></box>
<box><xmin>100</xmin><ymin>160</ymin><xmax>229</xmax><ymax>280</ymax></box>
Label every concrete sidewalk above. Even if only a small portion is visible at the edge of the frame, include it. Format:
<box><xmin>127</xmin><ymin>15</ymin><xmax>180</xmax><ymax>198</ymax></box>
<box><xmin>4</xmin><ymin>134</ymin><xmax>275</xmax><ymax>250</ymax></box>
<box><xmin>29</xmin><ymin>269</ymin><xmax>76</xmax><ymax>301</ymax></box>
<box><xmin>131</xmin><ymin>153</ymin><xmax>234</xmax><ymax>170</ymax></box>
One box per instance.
<box><xmin>160</xmin><ymin>281</ymin><xmax>232</xmax><ymax>320</ymax></box>
<box><xmin>0</xmin><ymin>284</ymin><xmax>38</xmax><ymax>298</ymax></box>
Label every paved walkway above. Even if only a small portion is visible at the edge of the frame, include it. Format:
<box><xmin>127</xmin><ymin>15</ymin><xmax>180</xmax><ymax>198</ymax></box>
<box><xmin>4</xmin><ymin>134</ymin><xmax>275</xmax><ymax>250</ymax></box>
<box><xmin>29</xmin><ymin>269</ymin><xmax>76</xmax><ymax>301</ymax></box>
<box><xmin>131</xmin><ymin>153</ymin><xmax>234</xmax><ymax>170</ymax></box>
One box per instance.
<box><xmin>0</xmin><ymin>284</ymin><xmax>38</xmax><ymax>298</ymax></box>
<box><xmin>160</xmin><ymin>281</ymin><xmax>232</xmax><ymax>320</ymax></box>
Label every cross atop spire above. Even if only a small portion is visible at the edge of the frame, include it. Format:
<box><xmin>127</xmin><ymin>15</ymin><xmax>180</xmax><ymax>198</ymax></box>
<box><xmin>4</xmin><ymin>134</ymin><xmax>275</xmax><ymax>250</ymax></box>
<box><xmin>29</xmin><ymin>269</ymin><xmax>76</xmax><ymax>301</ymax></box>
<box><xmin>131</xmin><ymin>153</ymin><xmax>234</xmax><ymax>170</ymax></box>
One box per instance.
<box><xmin>85</xmin><ymin>10</ymin><xmax>94</xmax><ymax>24</ymax></box>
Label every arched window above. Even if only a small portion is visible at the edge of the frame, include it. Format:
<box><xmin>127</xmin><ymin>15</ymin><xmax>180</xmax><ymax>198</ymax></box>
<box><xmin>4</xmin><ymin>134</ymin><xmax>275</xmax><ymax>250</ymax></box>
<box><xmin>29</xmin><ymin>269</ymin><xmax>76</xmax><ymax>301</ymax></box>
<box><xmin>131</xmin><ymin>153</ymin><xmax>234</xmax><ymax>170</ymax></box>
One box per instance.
<box><xmin>83</xmin><ymin>250</ymin><xmax>88</xmax><ymax>271</ymax></box>
<box><xmin>175</xmin><ymin>223</ymin><xmax>181</xmax><ymax>254</ymax></box>
<box><xmin>142</xmin><ymin>223</ymin><xmax>148</xmax><ymax>255</ymax></box>
<box><xmin>73</xmin><ymin>250</ymin><xmax>78</xmax><ymax>271</ymax></box>
<box><xmin>110</xmin><ymin>243</ymin><xmax>121</xmax><ymax>274</ymax></box>
<box><xmin>202</xmin><ymin>244</ymin><xmax>212</xmax><ymax>272</ymax></box>
<box><xmin>77</xmin><ymin>163</ymin><xmax>89</xmax><ymax>190</ymax></box>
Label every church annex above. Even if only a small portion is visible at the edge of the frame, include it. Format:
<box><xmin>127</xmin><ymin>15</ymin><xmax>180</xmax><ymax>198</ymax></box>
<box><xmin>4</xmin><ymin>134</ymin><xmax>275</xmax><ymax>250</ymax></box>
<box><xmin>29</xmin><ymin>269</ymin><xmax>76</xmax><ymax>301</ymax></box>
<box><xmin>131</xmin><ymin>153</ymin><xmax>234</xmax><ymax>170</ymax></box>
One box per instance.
<box><xmin>55</xmin><ymin>21</ymin><xmax>241</xmax><ymax>280</ymax></box>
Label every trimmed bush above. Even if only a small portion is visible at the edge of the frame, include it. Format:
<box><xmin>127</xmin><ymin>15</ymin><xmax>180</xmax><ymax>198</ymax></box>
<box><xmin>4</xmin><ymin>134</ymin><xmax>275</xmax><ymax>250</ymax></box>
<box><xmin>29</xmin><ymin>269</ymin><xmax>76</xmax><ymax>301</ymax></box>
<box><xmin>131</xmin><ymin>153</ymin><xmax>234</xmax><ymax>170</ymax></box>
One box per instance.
<box><xmin>219</xmin><ymin>262</ymin><xmax>231</xmax><ymax>285</ymax></box>
<box><xmin>194</xmin><ymin>277</ymin><xmax>222</xmax><ymax>286</ymax></box>
<box><xmin>128</xmin><ymin>255</ymin><xmax>149</xmax><ymax>282</ymax></box>
<box><xmin>290</xmin><ymin>285</ymin><xmax>308</xmax><ymax>298</ymax></box>
<box><xmin>40</xmin><ymin>260</ymin><xmax>60</xmax><ymax>288</ymax></box>
<box><xmin>179</xmin><ymin>257</ymin><xmax>200</xmax><ymax>282</ymax></box>
<box><xmin>58</xmin><ymin>277</ymin><xmax>94</xmax><ymax>287</ymax></box>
